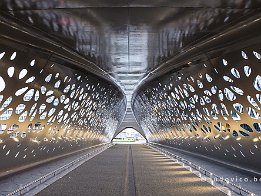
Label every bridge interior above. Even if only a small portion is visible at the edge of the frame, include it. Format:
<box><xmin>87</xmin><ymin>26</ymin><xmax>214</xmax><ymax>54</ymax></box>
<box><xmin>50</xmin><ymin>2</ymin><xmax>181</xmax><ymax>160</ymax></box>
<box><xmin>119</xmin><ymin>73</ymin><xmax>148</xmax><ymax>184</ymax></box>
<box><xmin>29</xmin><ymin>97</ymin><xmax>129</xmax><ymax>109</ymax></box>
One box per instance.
<box><xmin>0</xmin><ymin>0</ymin><xmax>261</xmax><ymax>195</ymax></box>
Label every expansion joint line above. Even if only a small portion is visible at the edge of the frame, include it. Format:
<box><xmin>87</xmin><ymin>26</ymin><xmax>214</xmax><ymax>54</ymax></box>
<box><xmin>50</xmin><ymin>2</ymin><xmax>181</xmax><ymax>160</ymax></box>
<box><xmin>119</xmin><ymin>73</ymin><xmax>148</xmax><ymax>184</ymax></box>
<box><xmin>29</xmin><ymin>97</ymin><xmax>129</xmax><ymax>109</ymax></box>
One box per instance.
<box><xmin>124</xmin><ymin>145</ymin><xmax>137</xmax><ymax>196</ymax></box>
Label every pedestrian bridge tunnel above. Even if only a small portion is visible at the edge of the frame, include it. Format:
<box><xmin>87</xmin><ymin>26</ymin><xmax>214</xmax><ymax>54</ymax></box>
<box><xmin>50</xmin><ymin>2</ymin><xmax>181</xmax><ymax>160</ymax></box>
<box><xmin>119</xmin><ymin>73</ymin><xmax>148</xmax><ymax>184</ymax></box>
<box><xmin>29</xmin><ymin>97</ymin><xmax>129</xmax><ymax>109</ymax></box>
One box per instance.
<box><xmin>0</xmin><ymin>0</ymin><xmax>261</xmax><ymax>178</ymax></box>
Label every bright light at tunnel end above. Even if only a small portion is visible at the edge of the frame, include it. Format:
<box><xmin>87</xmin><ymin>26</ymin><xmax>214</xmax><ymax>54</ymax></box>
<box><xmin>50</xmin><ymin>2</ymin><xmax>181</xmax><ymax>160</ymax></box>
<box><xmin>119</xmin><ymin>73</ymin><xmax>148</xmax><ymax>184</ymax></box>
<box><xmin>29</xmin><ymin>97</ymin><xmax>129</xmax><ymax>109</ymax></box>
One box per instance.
<box><xmin>112</xmin><ymin>128</ymin><xmax>146</xmax><ymax>144</ymax></box>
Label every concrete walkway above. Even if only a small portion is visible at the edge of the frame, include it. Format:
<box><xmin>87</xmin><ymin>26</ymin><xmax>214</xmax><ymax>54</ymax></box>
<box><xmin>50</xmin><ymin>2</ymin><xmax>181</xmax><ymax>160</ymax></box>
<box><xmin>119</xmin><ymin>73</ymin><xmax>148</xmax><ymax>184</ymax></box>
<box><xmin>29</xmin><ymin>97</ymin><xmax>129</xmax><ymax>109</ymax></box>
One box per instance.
<box><xmin>38</xmin><ymin>144</ymin><xmax>224</xmax><ymax>196</ymax></box>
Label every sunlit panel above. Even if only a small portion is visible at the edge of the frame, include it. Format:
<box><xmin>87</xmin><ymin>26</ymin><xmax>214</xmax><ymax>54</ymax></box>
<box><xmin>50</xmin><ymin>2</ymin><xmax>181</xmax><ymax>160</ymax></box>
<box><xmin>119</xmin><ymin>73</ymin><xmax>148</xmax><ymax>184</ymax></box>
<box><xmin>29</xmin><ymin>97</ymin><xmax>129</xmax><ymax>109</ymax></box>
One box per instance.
<box><xmin>133</xmin><ymin>46</ymin><xmax>261</xmax><ymax>171</ymax></box>
<box><xmin>0</xmin><ymin>41</ymin><xmax>125</xmax><ymax>173</ymax></box>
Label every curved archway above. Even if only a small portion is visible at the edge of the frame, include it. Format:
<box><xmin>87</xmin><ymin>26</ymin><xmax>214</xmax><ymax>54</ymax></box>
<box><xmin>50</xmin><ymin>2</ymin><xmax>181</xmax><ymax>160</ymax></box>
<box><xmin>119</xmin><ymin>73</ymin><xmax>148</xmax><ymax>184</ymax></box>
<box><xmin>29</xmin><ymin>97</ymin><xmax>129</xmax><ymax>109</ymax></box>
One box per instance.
<box><xmin>112</xmin><ymin>128</ymin><xmax>147</xmax><ymax>144</ymax></box>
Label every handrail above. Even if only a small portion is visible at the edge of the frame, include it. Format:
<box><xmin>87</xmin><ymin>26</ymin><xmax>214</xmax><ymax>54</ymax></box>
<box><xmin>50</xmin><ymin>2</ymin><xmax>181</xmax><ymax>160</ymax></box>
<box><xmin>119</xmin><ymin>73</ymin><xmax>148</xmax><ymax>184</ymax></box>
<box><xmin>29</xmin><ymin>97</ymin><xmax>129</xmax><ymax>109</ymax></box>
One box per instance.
<box><xmin>7</xmin><ymin>143</ymin><xmax>113</xmax><ymax>196</ymax></box>
<box><xmin>150</xmin><ymin>142</ymin><xmax>261</xmax><ymax>177</ymax></box>
<box><xmin>146</xmin><ymin>143</ymin><xmax>254</xmax><ymax>196</ymax></box>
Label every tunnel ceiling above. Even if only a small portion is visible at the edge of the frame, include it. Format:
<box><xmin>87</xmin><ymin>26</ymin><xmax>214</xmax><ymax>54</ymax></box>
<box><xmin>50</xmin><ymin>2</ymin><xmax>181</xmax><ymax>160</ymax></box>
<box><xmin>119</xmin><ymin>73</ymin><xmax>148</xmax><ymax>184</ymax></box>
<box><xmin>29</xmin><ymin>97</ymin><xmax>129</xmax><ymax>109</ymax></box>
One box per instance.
<box><xmin>0</xmin><ymin>1</ymin><xmax>261</xmax><ymax>138</ymax></box>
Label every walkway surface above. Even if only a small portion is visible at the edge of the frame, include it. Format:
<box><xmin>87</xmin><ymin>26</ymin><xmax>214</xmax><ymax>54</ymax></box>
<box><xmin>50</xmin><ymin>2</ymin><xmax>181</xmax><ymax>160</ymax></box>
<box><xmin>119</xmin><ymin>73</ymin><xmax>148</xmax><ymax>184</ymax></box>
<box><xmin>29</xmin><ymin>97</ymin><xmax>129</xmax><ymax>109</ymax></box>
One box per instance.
<box><xmin>38</xmin><ymin>144</ymin><xmax>224</xmax><ymax>196</ymax></box>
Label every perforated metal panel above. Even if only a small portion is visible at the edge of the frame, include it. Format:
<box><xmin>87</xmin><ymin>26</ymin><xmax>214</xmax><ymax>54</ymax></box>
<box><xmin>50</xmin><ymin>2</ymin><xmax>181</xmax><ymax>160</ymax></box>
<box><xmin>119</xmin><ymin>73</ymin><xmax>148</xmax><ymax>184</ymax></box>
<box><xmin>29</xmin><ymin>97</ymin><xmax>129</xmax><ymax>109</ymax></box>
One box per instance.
<box><xmin>1</xmin><ymin>0</ymin><xmax>261</xmax><ymax>175</ymax></box>
<box><xmin>133</xmin><ymin>44</ymin><xmax>261</xmax><ymax>171</ymax></box>
<box><xmin>0</xmin><ymin>38</ymin><xmax>125</xmax><ymax>173</ymax></box>
<box><xmin>1</xmin><ymin>0</ymin><xmax>260</xmax><ymax>140</ymax></box>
